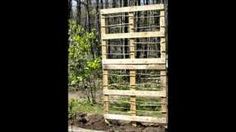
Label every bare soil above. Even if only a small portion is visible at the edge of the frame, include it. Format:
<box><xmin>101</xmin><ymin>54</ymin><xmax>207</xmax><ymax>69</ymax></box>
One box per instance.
<box><xmin>70</xmin><ymin>112</ymin><xmax>167</xmax><ymax>132</ymax></box>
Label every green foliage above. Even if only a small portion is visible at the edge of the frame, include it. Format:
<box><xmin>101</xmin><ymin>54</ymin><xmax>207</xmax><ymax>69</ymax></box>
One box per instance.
<box><xmin>68</xmin><ymin>98</ymin><xmax>103</xmax><ymax>116</ymax></box>
<box><xmin>68</xmin><ymin>19</ymin><xmax>101</xmax><ymax>87</ymax></box>
<box><xmin>68</xmin><ymin>98</ymin><xmax>80</xmax><ymax>120</ymax></box>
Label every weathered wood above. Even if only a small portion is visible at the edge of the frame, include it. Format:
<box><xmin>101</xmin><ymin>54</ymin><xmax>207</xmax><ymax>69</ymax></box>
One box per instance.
<box><xmin>100</xmin><ymin>4</ymin><xmax>168</xmax><ymax>126</ymax></box>
<box><xmin>160</xmin><ymin>37</ymin><xmax>166</xmax><ymax>60</ymax></box>
<box><xmin>100</xmin><ymin>4</ymin><xmax>164</xmax><ymax>14</ymax></box>
<box><xmin>160</xmin><ymin>13</ymin><xmax>168</xmax><ymax>121</ymax></box>
<box><xmin>103</xmin><ymin>70</ymin><xmax>108</xmax><ymax>86</ymax></box>
<box><xmin>104</xmin><ymin>114</ymin><xmax>167</xmax><ymax>123</ymax></box>
<box><xmin>160</xmin><ymin>71</ymin><xmax>166</xmax><ymax>88</ymax></box>
<box><xmin>102</xmin><ymin>31</ymin><xmax>164</xmax><ymax>39</ymax></box>
<box><xmin>101</xmin><ymin>14</ymin><xmax>107</xmax><ymax>59</ymax></box>
<box><xmin>102</xmin><ymin>41</ymin><xmax>107</xmax><ymax>59</ymax></box>
<box><xmin>100</xmin><ymin>15</ymin><xmax>106</xmax><ymax>35</ymax></box>
<box><xmin>103</xmin><ymin>70</ymin><xmax>109</xmax><ymax>113</ymax></box>
<box><xmin>103</xmin><ymin>90</ymin><xmax>166</xmax><ymax>97</ymax></box>
<box><xmin>129</xmin><ymin>12</ymin><xmax>136</xmax><ymax>126</ymax></box>
<box><xmin>129</xmin><ymin>12</ymin><xmax>135</xmax><ymax>58</ymax></box>
<box><xmin>160</xmin><ymin>10</ymin><xmax>166</xmax><ymax>60</ymax></box>
<box><xmin>160</xmin><ymin>70</ymin><xmax>167</xmax><ymax>118</ymax></box>
<box><xmin>160</xmin><ymin>10</ymin><xmax>165</xmax><ymax>34</ymax></box>
<box><xmin>102</xmin><ymin>58</ymin><xmax>165</xmax><ymax>65</ymax></box>
<box><xmin>130</xmin><ymin>70</ymin><xmax>136</xmax><ymax>114</ymax></box>
<box><xmin>161</xmin><ymin>98</ymin><xmax>167</xmax><ymax>113</ymax></box>
<box><xmin>103</xmin><ymin>64</ymin><xmax>166</xmax><ymax>70</ymax></box>
<box><xmin>101</xmin><ymin>12</ymin><xmax>108</xmax><ymax>114</ymax></box>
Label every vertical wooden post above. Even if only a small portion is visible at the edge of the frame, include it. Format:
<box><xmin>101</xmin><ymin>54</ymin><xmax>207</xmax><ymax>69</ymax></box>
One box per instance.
<box><xmin>160</xmin><ymin>10</ymin><xmax>166</xmax><ymax>62</ymax></box>
<box><xmin>129</xmin><ymin>12</ymin><xmax>136</xmax><ymax>126</ymax></box>
<box><xmin>160</xmin><ymin>71</ymin><xmax>167</xmax><ymax>112</ymax></box>
<box><xmin>103</xmin><ymin>70</ymin><xmax>109</xmax><ymax>113</ymax></box>
<box><xmin>101</xmin><ymin>14</ymin><xmax>107</xmax><ymax>59</ymax></box>
<box><xmin>160</xmin><ymin>10</ymin><xmax>165</xmax><ymax>35</ymax></box>
<box><xmin>160</xmin><ymin>9</ymin><xmax>167</xmax><ymax>125</ymax></box>
<box><xmin>101</xmin><ymin>14</ymin><xmax>109</xmax><ymax>114</ymax></box>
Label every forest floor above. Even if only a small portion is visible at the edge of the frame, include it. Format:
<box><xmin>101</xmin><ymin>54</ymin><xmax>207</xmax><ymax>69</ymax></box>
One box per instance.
<box><xmin>69</xmin><ymin>92</ymin><xmax>167</xmax><ymax>132</ymax></box>
<box><xmin>69</xmin><ymin>113</ymin><xmax>167</xmax><ymax>132</ymax></box>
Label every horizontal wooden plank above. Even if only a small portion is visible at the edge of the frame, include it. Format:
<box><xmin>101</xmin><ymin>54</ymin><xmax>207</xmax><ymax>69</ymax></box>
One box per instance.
<box><xmin>104</xmin><ymin>114</ymin><xmax>167</xmax><ymax>123</ymax></box>
<box><xmin>102</xmin><ymin>58</ymin><xmax>165</xmax><ymax>65</ymax></box>
<box><xmin>102</xmin><ymin>31</ymin><xmax>164</xmax><ymax>40</ymax></box>
<box><xmin>103</xmin><ymin>90</ymin><xmax>166</xmax><ymax>97</ymax></box>
<box><xmin>100</xmin><ymin>4</ymin><xmax>164</xmax><ymax>14</ymax></box>
<box><xmin>103</xmin><ymin>64</ymin><xmax>166</xmax><ymax>70</ymax></box>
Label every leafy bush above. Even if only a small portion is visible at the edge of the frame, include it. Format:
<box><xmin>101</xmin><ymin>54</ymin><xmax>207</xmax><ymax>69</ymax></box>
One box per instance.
<box><xmin>68</xmin><ymin>19</ymin><xmax>102</xmax><ymax>103</ymax></box>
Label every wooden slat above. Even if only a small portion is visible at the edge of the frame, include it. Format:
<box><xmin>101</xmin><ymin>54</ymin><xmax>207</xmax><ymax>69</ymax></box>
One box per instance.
<box><xmin>103</xmin><ymin>70</ymin><xmax>109</xmax><ymax>113</ymax></box>
<box><xmin>100</xmin><ymin>4</ymin><xmax>164</xmax><ymax>14</ymax></box>
<box><xmin>102</xmin><ymin>41</ymin><xmax>107</xmax><ymax>59</ymax></box>
<box><xmin>103</xmin><ymin>70</ymin><xmax>108</xmax><ymax>86</ymax></box>
<box><xmin>160</xmin><ymin>37</ymin><xmax>166</xmax><ymax>60</ymax></box>
<box><xmin>129</xmin><ymin>12</ymin><xmax>137</xmax><ymax>127</ymax></box>
<box><xmin>160</xmin><ymin>10</ymin><xmax>165</xmax><ymax>34</ymax></box>
<box><xmin>160</xmin><ymin>9</ymin><xmax>167</xmax><ymax>124</ymax></box>
<box><xmin>130</xmin><ymin>70</ymin><xmax>136</xmax><ymax>114</ymax></box>
<box><xmin>129</xmin><ymin>12</ymin><xmax>135</xmax><ymax>58</ymax></box>
<box><xmin>160</xmin><ymin>70</ymin><xmax>167</xmax><ymax>117</ymax></box>
<box><xmin>102</xmin><ymin>31</ymin><xmax>164</xmax><ymax>39</ymax></box>
<box><xmin>103</xmin><ymin>64</ymin><xmax>166</xmax><ymax>70</ymax></box>
<box><xmin>160</xmin><ymin>71</ymin><xmax>166</xmax><ymax>88</ymax></box>
<box><xmin>103</xmin><ymin>90</ymin><xmax>166</xmax><ymax>97</ymax></box>
<box><xmin>103</xmin><ymin>58</ymin><xmax>164</xmax><ymax>65</ymax></box>
<box><xmin>100</xmin><ymin>15</ymin><xmax>106</xmax><ymax>35</ymax></box>
<box><xmin>104</xmin><ymin>114</ymin><xmax>167</xmax><ymax>123</ymax></box>
<box><xmin>101</xmin><ymin>13</ymin><xmax>107</xmax><ymax>59</ymax></box>
<box><xmin>161</xmin><ymin>98</ymin><xmax>167</xmax><ymax>113</ymax></box>
<box><xmin>160</xmin><ymin>10</ymin><xmax>166</xmax><ymax>60</ymax></box>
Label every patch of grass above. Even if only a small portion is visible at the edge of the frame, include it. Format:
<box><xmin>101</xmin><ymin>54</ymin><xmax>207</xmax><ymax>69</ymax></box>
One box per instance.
<box><xmin>69</xmin><ymin>98</ymin><xmax>103</xmax><ymax>114</ymax></box>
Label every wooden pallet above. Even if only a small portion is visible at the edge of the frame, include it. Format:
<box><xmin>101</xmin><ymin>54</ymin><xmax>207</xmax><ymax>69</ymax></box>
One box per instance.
<box><xmin>100</xmin><ymin>4</ymin><xmax>167</xmax><ymax>127</ymax></box>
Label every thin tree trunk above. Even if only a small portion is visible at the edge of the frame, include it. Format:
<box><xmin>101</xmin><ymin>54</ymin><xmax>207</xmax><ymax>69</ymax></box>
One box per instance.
<box><xmin>83</xmin><ymin>79</ymin><xmax>90</xmax><ymax>103</ymax></box>
<box><xmin>89</xmin><ymin>77</ymin><xmax>95</xmax><ymax>104</ymax></box>
<box><xmin>144</xmin><ymin>0</ymin><xmax>149</xmax><ymax>58</ymax></box>
<box><xmin>86</xmin><ymin>0</ymin><xmax>92</xmax><ymax>32</ymax></box>
<box><xmin>69</xmin><ymin>0</ymin><xmax>73</xmax><ymax>18</ymax></box>
<box><xmin>101</xmin><ymin>0</ymin><xmax>104</xmax><ymax>9</ymax></box>
<box><xmin>112</xmin><ymin>0</ymin><xmax>116</xmax><ymax>8</ymax></box>
<box><xmin>76</xmin><ymin>0</ymin><xmax>81</xmax><ymax>24</ymax></box>
<box><xmin>95</xmin><ymin>0</ymin><xmax>100</xmax><ymax>57</ymax></box>
<box><xmin>85</xmin><ymin>0</ymin><xmax>95</xmax><ymax>59</ymax></box>
<box><xmin>92</xmin><ymin>74</ymin><xmax>97</xmax><ymax>104</ymax></box>
<box><xmin>124</xmin><ymin>0</ymin><xmax>129</xmax><ymax>58</ymax></box>
<box><xmin>136</xmin><ymin>0</ymin><xmax>141</xmax><ymax>58</ymax></box>
<box><xmin>105</xmin><ymin>0</ymin><xmax>109</xmax><ymax>8</ymax></box>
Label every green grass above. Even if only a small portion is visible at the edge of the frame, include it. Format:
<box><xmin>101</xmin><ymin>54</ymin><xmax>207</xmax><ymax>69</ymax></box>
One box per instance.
<box><xmin>69</xmin><ymin>98</ymin><xmax>103</xmax><ymax>114</ymax></box>
<box><xmin>137</xmin><ymin>110</ymin><xmax>163</xmax><ymax>117</ymax></box>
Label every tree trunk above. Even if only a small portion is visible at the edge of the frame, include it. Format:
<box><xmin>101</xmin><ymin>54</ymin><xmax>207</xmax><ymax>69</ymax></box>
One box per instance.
<box><xmin>100</xmin><ymin>0</ymin><xmax>104</xmax><ymax>9</ymax></box>
<box><xmin>86</xmin><ymin>0</ymin><xmax>92</xmax><ymax>32</ymax></box>
<box><xmin>83</xmin><ymin>79</ymin><xmax>90</xmax><ymax>103</ymax></box>
<box><xmin>105</xmin><ymin>0</ymin><xmax>109</xmax><ymax>8</ymax></box>
<box><xmin>68</xmin><ymin>0</ymin><xmax>73</xmax><ymax>18</ymax></box>
<box><xmin>124</xmin><ymin>0</ymin><xmax>129</xmax><ymax>58</ymax></box>
<box><xmin>76</xmin><ymin>0</ymin><xmax>81</xmax><ymax>25</ymax></box>
<box><xmin>95</xmin><ymin>0</ymin><xmax>100</xmax><ymax>57</ymax></box>
<box><xmin>85</xmin><ymin>0</ymin><xmax>95</xmax><ymax>59</ymax></box>
<box><xmin>112</xmin><ymin>0</ymin><xmax>116</xmax><ymax>8</ymax></box>
<box><xmin>136</xmin><ymin>0</ymin><xmax>141</xmax><ymax>58</ymax></box>
<box><xmin>144</xmin><ymin>0</ymin><xmax>149</xmax><ymax>58</ymax></box>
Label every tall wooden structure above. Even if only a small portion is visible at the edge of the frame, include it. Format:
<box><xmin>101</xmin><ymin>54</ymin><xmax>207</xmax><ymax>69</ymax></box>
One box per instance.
<box><xmin>100</xmin><ymin>4</ymin><xmax>167</xmax><ymax>127</ymax></box>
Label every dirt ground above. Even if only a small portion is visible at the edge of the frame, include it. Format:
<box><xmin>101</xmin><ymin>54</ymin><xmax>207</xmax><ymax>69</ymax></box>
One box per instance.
<box><xmin>69</xmin><ymin>92</ymin><xmax>167</xmax><ymax>132</ymax></box>
<box><xmin>70</xmin><ymin>112</ymin><xmax>167</xmax><ymax>132</ymax></box>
